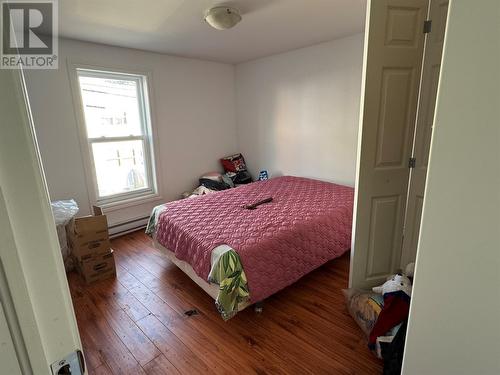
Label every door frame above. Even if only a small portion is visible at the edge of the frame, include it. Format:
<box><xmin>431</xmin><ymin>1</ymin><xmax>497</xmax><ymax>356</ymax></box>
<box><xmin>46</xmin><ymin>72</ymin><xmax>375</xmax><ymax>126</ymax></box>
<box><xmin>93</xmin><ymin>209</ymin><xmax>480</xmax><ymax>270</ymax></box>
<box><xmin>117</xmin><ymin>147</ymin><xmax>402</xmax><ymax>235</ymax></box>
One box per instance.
<box><xmin>0</xmin><ymin>67</ymin><xmax>84</xmax><ymax>373</ymax></box>
<box><xmin>400</xmin><ymin>0</ymin><xmax>449</xmax><ymax>268</ymax></box>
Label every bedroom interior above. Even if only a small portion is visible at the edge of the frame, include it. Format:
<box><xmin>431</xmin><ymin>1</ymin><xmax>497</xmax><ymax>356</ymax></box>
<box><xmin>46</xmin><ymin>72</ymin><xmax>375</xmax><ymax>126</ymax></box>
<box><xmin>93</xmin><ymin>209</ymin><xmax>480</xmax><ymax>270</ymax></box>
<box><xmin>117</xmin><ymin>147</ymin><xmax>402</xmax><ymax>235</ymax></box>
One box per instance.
<box><xmin>0</xmin><ymin>1</ymin><xmax>498</xmax><ymax>375</ymax></box>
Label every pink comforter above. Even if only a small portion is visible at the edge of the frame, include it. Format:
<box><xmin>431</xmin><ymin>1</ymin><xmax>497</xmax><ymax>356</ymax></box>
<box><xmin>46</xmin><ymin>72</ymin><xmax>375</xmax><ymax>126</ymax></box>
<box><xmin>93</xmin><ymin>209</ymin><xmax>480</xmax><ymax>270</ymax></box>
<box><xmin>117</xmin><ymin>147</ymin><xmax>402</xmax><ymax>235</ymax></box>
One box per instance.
<box><xmin>155</xmin><ymin>176</ymin><xmax>354</xmax><ymax>302</ymax></box>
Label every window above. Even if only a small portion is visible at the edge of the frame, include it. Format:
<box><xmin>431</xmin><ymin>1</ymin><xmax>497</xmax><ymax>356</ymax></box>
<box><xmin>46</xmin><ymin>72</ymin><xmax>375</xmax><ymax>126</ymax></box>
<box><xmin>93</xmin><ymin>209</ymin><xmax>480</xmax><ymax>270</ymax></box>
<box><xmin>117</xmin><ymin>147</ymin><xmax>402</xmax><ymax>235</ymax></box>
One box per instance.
<box><xmin>76</xmin><ymin>69</ymin><xmax>157</xmax><ymax>204</ymax></box>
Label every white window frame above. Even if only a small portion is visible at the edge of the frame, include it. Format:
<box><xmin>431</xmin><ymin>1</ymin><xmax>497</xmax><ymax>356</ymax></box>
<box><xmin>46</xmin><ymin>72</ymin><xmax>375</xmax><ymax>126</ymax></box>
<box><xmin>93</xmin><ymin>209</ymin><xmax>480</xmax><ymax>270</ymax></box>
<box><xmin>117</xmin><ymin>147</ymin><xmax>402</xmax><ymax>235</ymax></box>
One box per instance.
<box><xmin>69</xmin><ymin>63</ymin><xmax>161</xmax><ymax>210</ymax></box>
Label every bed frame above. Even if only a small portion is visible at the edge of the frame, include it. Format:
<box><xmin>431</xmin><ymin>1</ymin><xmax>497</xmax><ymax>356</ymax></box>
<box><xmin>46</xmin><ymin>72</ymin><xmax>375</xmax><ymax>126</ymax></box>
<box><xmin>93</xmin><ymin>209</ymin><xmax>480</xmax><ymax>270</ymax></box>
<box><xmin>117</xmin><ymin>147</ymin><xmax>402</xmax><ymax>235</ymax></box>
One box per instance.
<box><xmin>152</xmin><ymin>239</ymin><xmax>255</xmax><ymax>313</ymax></box>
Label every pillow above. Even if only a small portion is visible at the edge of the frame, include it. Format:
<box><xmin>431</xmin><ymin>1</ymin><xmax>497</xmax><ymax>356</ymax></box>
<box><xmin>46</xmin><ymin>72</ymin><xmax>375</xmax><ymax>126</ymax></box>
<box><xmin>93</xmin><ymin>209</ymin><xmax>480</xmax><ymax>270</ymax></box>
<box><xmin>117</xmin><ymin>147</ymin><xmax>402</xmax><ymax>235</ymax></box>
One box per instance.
<box><xmin>220</xmin><ymin>153</ymin><xmax>247</xmax><ymax>173</ymax></box>
<box><xmin>343</xmin><ymin>289</ymin><xmax>383</xmax><ymax>337</ymax></box>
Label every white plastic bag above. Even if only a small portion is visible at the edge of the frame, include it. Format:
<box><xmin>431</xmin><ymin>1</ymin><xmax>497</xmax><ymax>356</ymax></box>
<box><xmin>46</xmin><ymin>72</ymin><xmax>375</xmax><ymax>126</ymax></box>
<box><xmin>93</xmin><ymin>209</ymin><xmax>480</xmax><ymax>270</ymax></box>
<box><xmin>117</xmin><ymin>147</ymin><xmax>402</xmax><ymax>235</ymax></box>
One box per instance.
<box><xmin>51</xmin><ymin>200</ymin><xmax>79</xmax><ymax>271</ymax></box>
<box><xmin>51</xmin><ymin>199</ymin><xmax>79</xmax><ymax>226</ymax></box>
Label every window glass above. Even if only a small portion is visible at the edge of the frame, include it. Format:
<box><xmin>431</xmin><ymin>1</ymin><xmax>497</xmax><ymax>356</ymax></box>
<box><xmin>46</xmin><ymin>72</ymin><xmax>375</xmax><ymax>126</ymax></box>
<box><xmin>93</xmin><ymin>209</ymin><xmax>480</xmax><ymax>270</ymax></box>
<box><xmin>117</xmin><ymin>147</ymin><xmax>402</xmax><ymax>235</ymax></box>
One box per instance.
<box><xmin>91</xmin><ymin>140</ymin><xmax>148</xmax><ymax>197</ymax></box>
<box><xmin>77</xmin><ymin>69</ymin><xmax>155</xmax><ymax>201</ymax></box>
<box><xmin>78</xmin><ymin>75</ymin><xmax>143</xmax><ymax>138</ymax></box>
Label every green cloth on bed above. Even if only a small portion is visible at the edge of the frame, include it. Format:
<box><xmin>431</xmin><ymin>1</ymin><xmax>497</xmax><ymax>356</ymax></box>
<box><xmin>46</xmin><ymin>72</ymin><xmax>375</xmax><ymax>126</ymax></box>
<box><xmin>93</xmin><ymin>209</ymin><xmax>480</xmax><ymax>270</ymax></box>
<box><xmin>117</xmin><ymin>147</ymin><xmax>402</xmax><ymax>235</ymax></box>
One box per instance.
<box><xmin>146</xmin><ymin>204</ymin><xmax>250</xmax><ymax>320</ymax></box>
<box><xmin>145</xmin><ymin>204</ymin><xmax>166</xmax><ymax>236</ymax></box>
<box><xmin>208</xmin><ymin>247</ymin><xmax>250</xmax><ymax>321</ymax></box>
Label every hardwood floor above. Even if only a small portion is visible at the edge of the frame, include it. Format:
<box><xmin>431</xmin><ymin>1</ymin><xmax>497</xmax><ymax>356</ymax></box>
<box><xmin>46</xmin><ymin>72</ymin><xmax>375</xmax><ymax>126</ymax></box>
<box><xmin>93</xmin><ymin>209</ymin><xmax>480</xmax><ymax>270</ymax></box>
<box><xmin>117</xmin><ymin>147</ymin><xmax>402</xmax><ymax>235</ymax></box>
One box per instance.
<box><xmin>68</xmin><ymin>231</ymin><xmax>382</xmax><ymax>374</ymax></box>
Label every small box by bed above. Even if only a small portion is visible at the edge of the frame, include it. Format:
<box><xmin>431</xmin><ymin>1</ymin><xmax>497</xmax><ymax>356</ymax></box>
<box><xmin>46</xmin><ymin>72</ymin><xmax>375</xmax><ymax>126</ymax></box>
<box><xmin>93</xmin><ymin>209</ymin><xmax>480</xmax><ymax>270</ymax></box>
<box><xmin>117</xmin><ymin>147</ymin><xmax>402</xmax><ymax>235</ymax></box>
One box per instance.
<box><xmin>147</xmin><ymin>176</ymin><xmax>354</xmax><ymax>319</ymax></box>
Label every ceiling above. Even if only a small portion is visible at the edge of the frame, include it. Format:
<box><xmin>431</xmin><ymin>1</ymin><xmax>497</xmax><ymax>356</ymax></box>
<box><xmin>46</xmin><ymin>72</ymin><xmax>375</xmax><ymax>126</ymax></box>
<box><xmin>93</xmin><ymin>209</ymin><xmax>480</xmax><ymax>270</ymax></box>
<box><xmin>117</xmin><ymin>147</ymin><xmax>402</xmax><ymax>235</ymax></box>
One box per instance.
<box><xmin>57</xmin><ymin>0</ymin><xmax>366</xmax><ymax>64</ymax></box>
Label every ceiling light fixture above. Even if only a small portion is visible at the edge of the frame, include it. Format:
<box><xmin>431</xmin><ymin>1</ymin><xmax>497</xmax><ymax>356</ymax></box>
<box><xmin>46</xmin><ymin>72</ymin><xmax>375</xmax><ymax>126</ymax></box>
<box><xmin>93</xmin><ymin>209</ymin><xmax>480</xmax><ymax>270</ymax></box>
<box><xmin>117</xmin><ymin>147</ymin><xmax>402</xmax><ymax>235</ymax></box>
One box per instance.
<box><xmin>204</xmin><ymin>6</ymin><xmax>242</xmax><ymax>30</ymax></box>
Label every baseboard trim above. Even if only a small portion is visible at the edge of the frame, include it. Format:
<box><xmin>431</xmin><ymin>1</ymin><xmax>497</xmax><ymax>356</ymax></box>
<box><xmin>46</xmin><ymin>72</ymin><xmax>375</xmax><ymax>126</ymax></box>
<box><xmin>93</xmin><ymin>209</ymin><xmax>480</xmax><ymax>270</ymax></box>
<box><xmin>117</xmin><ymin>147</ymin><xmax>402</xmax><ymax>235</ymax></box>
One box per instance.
<box><xmin>109</xmin><ymin>216</ymin><xmax>149</xmax><ymax>238</ymax></box>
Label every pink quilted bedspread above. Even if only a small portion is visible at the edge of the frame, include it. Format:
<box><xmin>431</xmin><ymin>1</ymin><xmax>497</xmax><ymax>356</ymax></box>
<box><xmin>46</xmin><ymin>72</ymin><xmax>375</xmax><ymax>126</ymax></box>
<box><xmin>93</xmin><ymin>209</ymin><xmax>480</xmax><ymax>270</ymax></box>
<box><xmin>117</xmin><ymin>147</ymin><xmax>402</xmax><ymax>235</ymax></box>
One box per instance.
<box><xmin>155</xmin><ymin>176</ymin><xmax>354</xmax><ymax>302</ymax></box>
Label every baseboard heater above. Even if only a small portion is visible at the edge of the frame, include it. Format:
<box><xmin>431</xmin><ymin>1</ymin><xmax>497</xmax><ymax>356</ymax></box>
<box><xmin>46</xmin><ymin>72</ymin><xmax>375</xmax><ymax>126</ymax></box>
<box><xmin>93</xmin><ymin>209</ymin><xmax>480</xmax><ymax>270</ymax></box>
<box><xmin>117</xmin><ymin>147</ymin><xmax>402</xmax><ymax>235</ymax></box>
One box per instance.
<box><xmin>108</xmin><ymin>216</ymin><xmax>149</xmax><ymax>238</ymax></box>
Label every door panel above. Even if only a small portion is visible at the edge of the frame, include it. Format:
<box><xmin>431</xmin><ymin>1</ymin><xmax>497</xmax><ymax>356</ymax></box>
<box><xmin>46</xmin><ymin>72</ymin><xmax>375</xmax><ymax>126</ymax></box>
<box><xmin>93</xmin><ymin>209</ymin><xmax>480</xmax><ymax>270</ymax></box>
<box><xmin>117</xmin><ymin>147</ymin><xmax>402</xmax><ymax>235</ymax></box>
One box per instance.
<box><xmin>401</xmin><ymin>0</ymin><xmax>448</xmax><ymax>267</ymax></box>
<box><xmin>376</xmin><ymin>68</ymin><xmax>416</xmax><ymax>167</ymax></box>
<box><xmin>385</xmin><ymin>6</ymin><xmax>423</xmax><ymax>47</ymax></box>
<box><xmin>366</xmin><ymin>195</ymin><xmax>402</xmax><ymax>278</ymax></box>
<box><xmin>350</xmin><ymin>0</ymin><xmax>428</xmax><ymax>289</ymax></box>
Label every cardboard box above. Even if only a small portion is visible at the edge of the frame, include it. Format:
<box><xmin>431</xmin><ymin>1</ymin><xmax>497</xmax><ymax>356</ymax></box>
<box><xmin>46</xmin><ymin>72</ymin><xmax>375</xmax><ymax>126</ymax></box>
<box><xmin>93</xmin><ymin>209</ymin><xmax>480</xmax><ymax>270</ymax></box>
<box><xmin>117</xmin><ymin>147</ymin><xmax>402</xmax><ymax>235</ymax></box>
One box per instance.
<box><xmin>77</xmin><ymin>249</ymin><xmax>116</xmax><ymax>284</ymax></box>
<box><xmin>67</xmin><ymin>214</ymin><xmax>110</xmax><ymax>261</ymax></box>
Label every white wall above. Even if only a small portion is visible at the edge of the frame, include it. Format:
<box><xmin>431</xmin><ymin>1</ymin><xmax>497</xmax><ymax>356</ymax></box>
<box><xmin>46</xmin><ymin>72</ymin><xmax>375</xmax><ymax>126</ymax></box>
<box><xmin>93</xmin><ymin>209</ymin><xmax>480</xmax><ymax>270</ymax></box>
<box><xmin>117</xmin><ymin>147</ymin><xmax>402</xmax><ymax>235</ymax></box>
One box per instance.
<box><xmin>24</xmin><ymin>38</ymin><xmax>237</xmax><ymax>227</ymax></box>
<box><xmin>402</xmin><ymin>0</ymin><xmax>500</xmax><ymax>374</ymax></box>
<box><xmin>235</xmin><ymin>33</ymin><xmax>364</xmax><ymax>186</ymax></box>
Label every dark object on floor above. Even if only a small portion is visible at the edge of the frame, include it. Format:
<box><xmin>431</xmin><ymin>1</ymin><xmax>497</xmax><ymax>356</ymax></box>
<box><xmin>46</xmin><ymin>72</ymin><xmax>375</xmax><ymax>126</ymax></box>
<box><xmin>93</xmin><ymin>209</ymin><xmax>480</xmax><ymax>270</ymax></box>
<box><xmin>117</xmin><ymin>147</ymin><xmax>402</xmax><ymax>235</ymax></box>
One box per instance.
<box><xmin>254</xmin><ymin>301</ymin><xmax>264</xmax><ymax>313</ymax></box>
<box><xmin>244</xmin><ymin>197</ymin><xmax>273</xmax><ymax>210</ymax></box>
<box><xmin>184</xmin><ymin>309</ymin><xmax>199</xmax><ymax>317</ymax></box>
<box><xmin>381</xmin><ymin>319</ymin><xmax>408</xmax><ymax>375</ymax></box>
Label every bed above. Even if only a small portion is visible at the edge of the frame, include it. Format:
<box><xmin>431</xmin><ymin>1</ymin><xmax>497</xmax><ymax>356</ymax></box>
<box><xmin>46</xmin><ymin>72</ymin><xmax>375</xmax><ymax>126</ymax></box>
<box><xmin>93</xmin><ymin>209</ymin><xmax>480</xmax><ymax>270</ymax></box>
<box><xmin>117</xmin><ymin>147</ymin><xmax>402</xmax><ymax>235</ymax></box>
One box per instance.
<box><xmin>146</xmin><ymin>176</ymin><xmax>354</xmax><ymax>320</ymax></box>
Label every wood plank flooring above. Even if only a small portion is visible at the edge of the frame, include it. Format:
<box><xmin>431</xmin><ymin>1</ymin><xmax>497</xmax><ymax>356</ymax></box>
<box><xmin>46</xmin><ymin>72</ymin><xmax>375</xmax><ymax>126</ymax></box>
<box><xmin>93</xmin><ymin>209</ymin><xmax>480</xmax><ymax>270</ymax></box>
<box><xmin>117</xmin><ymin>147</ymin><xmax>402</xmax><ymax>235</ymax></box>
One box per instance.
<box><xmin>68</xmin><ymin>231</ymin><xmax>382</xmax><ymax>374</ymax></box>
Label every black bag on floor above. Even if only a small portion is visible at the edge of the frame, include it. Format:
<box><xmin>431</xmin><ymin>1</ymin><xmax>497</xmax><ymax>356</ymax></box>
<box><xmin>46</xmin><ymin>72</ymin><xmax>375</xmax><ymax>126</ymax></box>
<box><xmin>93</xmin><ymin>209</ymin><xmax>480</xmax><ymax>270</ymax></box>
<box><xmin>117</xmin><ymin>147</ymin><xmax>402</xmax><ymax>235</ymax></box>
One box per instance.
<box><xmin>381</xmin><ymin>319</ymin><xmax>408</xmax><ymax>375</ymax></box>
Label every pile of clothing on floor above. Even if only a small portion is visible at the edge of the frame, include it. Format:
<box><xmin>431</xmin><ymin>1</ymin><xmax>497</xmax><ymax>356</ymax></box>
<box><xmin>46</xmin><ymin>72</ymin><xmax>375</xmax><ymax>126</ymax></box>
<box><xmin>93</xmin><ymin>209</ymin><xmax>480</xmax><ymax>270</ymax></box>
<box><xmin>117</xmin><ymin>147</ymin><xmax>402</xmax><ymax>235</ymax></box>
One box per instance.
<box><xmin>182</xmin><ymin>153</ymin><xmax>253</xmax><ymax>198</ymax></box>
<box><xmin>344</xmin><ymin>263</ymin><xmax>415</xmax><ymax>375</ymax></box>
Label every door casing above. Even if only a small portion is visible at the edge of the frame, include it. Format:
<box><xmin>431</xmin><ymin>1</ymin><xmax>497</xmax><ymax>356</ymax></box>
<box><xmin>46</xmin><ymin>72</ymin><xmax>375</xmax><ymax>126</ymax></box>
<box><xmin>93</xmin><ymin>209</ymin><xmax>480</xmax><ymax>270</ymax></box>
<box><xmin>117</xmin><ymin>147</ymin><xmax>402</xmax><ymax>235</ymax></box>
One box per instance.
<box><xmin>0</xmin><ymin>67</ymin><xmax>84</xmax><ymax>373</ymax></box>
<box><xmin>400</xmin><ymin>0</ymin><xmax>449</xmax><ymax>268</ymax></box>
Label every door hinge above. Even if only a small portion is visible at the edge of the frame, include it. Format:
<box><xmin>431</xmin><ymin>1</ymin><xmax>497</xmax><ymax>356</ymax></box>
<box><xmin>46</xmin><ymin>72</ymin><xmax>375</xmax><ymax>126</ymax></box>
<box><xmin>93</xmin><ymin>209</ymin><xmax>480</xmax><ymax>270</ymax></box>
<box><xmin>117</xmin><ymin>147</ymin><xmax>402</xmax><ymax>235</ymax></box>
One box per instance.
<box><xmin>423</xmin><ymin>20</ymin><xmax>432</xmax><ymax>34</ymax></box>
<box><xmin>408</xmin><ymin>157</ymin><xmax>416</xmax><ymax>169</ymax></box>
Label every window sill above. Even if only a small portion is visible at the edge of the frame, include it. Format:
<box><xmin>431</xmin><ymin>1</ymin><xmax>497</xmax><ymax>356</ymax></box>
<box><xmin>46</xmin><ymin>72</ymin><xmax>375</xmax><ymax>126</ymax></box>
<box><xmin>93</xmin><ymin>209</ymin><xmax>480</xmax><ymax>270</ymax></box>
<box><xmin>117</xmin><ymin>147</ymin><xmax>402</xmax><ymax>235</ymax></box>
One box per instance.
<box><xmin>97</xmin><ymin>193</ymin><xmax>163</xmax><ymax>213</ymax></box>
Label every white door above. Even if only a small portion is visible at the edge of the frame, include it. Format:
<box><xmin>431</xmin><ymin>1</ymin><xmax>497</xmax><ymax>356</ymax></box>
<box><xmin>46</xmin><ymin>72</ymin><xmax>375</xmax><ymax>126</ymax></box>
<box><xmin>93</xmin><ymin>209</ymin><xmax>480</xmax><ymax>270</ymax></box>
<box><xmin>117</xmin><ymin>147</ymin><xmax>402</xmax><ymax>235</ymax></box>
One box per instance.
<box><xmin>400</xmin><ymin>0</ymin><xmax>449</xmax><ymax>267</ymax></box>
<box><xmin>350</xmin><ymin>0</ymin><xmax>429</xmax><ymax>289</ymax></box>
<box><xmin>0</xmin><ymin>68</ymin><xmax>84</xmax><ymax>373</ymax></box>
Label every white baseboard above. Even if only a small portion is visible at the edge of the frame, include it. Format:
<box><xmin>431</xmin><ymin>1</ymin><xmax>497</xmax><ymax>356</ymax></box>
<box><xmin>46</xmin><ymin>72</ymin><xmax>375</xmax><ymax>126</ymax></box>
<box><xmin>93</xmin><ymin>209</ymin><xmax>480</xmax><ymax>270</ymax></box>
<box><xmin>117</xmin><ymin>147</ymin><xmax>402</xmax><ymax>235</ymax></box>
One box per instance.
<box><xmin>108</xmin><ymin>216</ymin><xmax>149</xmax><ymax>238</ymax></box>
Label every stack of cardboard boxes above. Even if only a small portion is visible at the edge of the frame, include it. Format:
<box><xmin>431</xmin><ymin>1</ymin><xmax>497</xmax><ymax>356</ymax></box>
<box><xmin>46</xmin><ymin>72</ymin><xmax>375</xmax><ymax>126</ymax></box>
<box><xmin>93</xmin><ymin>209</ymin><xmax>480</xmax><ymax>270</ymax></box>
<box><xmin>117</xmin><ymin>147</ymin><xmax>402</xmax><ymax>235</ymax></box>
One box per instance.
<box><xmin>66</xmin><ymin>209</ymin><xmax>116</xmax><ymax>284</ymax></box>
